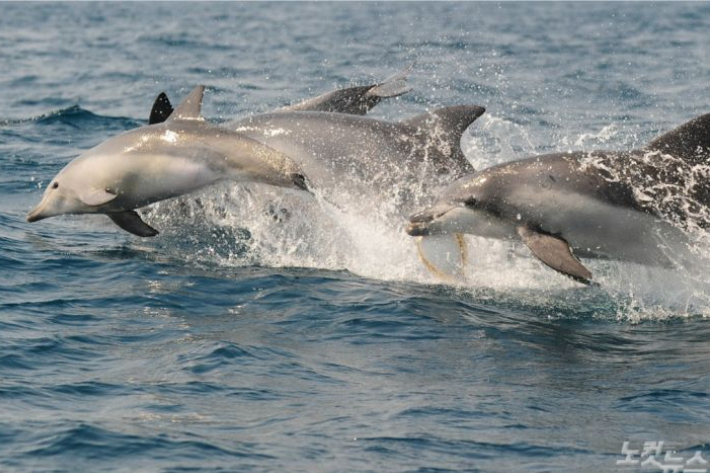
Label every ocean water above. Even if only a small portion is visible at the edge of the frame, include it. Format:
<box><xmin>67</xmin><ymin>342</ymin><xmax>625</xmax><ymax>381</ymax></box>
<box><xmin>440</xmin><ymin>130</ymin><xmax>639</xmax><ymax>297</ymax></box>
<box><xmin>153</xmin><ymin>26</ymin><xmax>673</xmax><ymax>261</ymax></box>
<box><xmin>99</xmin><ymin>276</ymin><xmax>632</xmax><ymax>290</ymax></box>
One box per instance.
<box><xmin>1</xmin><ymin>2</ymin><xmax>710</xmax><ymax>472</ymax></box>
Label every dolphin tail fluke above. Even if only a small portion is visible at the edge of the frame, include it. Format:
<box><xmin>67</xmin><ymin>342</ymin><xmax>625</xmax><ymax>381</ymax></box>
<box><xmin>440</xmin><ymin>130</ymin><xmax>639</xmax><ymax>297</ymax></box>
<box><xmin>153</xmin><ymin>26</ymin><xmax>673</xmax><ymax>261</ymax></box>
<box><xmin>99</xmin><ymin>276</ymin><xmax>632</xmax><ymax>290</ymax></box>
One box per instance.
<box><xmin>278</xmin><ymin>65</ymin><xmax>413</xmax><ymax>116</ymax></box>
<box><xmin>108</xmin><ymin>211</ymin><xmax>159</xmax><ymax>237</ymax></box>
<box><xmin>416</xmin><ymin>233</ymin><xmax>468</xmax><ymax>282</ymax></box>
<box><xmin>401</xmin><ymin>105</ymin><xmax>486</xmax><ymax>167</ymax></box>
<box><xmin>366</xmin><ymin>62</ymin><xmax>415</xmax><ymax>99</ymax></box>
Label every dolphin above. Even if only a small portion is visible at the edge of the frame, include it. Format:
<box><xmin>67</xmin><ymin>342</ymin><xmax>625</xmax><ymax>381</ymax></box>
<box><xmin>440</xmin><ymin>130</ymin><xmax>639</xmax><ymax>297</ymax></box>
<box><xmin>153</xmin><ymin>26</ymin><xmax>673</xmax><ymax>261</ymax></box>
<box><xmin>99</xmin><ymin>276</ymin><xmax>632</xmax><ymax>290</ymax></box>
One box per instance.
<box><xmin>151</xmin><ymin>77</ymin><xmax>485</xmax><ymax>277</ymax></box>
<box><xmin>26</xmin><ymin>86</ymin><xmax>308</xmax><ymax>236</ymax></box>
<box><xmin>149</xmin><ymin>67</ymin><xmax>482</xmax><ymax>218</ymax></box>
<box><xmin>406</xmin><ymin>113</ymin><xmax>710</xmax><ymax>284</ymax></box>
<box><xmin>228</xmin><ymin>105</ymin><xmax>485</xmax><ymax>217</ymax></box>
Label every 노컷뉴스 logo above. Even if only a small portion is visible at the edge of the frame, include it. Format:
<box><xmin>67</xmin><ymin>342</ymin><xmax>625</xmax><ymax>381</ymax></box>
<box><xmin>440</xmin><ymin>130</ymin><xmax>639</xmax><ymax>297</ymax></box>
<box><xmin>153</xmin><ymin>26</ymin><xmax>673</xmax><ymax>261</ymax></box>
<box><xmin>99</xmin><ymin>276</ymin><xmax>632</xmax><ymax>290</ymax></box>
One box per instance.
<box><xmin>617</xmin><ymin>441</ymin><xmax>708</xmax><ymax>472</ymax></box>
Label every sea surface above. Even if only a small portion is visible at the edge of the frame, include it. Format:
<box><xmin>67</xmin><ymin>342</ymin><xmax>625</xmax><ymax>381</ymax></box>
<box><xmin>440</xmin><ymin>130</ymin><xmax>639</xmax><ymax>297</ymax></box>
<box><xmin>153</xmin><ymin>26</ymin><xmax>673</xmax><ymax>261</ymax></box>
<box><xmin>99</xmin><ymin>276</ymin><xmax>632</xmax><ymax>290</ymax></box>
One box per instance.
<box><xmin>1</xmin><ymin>2</ymin><xmax>709</xmax><ymax>473</ymax></box>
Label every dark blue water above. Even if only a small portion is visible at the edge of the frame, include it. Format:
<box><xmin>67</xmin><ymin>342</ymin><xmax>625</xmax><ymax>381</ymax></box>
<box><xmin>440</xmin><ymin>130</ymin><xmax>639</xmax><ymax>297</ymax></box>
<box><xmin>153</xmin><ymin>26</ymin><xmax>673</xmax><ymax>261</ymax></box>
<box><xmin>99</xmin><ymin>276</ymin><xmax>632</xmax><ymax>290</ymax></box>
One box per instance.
<box><xmin>1</xmin><ymin>3</ymin><xmax>709</xmax><ymax>472</ymax></box>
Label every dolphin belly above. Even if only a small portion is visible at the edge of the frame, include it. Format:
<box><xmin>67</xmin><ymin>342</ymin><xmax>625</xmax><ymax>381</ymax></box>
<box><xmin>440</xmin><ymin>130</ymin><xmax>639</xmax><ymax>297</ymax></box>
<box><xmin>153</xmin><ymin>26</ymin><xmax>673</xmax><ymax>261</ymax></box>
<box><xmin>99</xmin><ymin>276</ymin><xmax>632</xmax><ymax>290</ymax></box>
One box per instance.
<box><xmin>531</xmin><ymin>190</ymin><xmax>689</xmax><ymax>267</ymax></box>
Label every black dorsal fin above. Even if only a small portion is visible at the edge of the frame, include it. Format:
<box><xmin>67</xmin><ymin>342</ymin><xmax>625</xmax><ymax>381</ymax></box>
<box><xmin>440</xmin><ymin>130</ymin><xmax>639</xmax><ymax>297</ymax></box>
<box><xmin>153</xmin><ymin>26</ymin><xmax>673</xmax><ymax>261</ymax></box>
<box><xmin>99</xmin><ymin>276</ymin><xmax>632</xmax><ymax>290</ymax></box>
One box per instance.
<box><xmin>645</xmin><ymin>113</ymin><xmax>710</xmax><ymax>161</ymax></box>
<box><xmin>149</xmin><ymin>92</ymin><xmax>173</xmax><ymax>125</ymax></box>
<box><xmin>401</xmin><ymin>105</ymin><xmax>486</xmax><ymax>163</ymax></box>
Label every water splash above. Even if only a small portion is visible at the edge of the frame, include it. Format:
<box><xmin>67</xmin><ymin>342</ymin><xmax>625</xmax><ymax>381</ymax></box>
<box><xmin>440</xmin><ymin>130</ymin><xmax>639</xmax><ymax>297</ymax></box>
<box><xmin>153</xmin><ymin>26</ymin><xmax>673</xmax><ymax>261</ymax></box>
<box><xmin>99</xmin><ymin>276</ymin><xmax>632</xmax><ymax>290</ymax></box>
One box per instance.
<box><xmin>134</xmin><ymin>110</ymin><xmax>710</xmax><ymax>321</ymax></box>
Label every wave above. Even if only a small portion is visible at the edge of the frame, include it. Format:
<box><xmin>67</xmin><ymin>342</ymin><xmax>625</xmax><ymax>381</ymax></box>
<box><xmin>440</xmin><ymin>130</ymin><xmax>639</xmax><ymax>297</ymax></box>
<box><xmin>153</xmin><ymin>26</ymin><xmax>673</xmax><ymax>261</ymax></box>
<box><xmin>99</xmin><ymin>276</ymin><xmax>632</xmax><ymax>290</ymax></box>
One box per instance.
<box><xmin>0</xmin><ymin>106</ymin><xmax>141</xmax><ymax>130</ymax></box>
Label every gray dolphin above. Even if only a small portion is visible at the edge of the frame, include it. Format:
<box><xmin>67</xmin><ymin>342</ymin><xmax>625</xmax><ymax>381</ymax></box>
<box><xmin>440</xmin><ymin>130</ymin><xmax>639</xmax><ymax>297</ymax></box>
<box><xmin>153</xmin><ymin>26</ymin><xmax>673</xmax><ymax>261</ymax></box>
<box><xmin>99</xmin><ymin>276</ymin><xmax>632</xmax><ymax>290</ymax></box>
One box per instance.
<box><xmin>150</xmin><ymin>67</ymin><xmax>481</xmax><ymax>218</ymax></box>
<box><xmin>226</xmin><ymin>104</ymin><xmax>485</xmax><ymax>280</ymax></box>
<box><xmin>406</xmin><ymin>113</ymin><xmax>710</xmax><ymax>284</ymax></box>
<box><xmin>26</xmin><ymin>86</ymin><xmax>307</xmax><ymax>236</ymax></box>
<box><xmin>229</xmin><ymin>106</ymin><xmax>485</xmax><ymax>217</ymax></box>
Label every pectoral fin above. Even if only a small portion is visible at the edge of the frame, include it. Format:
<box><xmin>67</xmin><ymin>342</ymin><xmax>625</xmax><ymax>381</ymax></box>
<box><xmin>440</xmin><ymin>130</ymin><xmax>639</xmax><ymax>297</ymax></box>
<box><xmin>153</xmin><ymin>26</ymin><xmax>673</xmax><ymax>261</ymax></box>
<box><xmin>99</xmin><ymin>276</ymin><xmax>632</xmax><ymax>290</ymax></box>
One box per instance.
<box><xmin>517</xmin><ymin>225</ymin><xmax>592</xmax><ymax>285</ymax></box>
<box><xmin>416</xmin><ymin>233</ymin><xmax>468</xmax><ymax>282</ymax></box>
<box><xmin>107</xmin><ymin>211</ymin><xmax>159</xmax><ymax>237</ymax></box>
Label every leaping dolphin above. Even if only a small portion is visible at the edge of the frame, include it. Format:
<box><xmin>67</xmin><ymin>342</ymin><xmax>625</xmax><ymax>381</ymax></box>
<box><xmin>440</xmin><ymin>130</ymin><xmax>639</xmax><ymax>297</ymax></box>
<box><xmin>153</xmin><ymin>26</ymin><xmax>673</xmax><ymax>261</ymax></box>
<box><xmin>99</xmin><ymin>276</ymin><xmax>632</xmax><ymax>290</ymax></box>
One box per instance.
<box><xmin>228</xmin><ymin>105</ymin><xmax>485</xmax><ymax>218</ymax></box>
<box><xmin>406</xmin><ymin>113</ymin><xmax>710</xmax><ymax>284</ymax></box>
<box><xmin>26</xmin><ymin>86</ymin><xmax>308</xmax><ymax>236</ymax></box>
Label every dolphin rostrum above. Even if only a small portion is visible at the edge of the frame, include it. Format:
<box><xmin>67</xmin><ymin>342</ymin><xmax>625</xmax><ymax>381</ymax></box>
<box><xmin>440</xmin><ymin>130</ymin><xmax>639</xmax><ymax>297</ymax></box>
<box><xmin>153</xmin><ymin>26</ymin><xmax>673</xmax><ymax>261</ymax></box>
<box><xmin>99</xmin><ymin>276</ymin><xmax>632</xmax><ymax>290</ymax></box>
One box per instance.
<box><xmin>26</xmin><ymin>86</ymin><xmax>308</xmax><ymax>236</ymax></box>
<box><xmin>406</xmin><ymin>113</ymin><xmax>710</xmax><ymax>284</ymax></box>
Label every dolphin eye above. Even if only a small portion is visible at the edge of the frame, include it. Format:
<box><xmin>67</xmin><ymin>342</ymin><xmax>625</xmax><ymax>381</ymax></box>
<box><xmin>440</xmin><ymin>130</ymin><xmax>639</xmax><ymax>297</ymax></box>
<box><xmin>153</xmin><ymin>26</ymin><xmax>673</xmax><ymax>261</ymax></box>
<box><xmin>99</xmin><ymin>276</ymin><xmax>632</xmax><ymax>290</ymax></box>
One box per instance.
<box><xmin>51</xmin><ymin>182</ymin><xmax>59</xmax><ymax>189</ymax></box>
<box><xmin>463</xmin><ymin>197</ymin><xmax>477</xmax><ymax>207</ymax></box>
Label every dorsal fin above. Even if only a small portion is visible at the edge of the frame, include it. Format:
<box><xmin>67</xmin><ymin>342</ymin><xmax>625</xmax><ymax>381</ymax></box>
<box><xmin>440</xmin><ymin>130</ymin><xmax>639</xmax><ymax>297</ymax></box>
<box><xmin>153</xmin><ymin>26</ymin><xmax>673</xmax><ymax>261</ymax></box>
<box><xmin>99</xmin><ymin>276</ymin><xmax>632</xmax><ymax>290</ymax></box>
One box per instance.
<box><xmin>148</xmin><ymin>92</ymin><xmax>174</xmax><ymax>124</ymax></box>
<box><xmin>645</xmin><ymin>113</ymin><xmax>710</xmax><ymax>161</ymax></box>
<box><xmin>401</xmin><ymin>105</ymin><xmax>485</xmax><ymax>163</ymax></box>
<box><xmin>169</xmin><ymin>85</ymin><xmax>205</xmax><ymax>121</ymax></box>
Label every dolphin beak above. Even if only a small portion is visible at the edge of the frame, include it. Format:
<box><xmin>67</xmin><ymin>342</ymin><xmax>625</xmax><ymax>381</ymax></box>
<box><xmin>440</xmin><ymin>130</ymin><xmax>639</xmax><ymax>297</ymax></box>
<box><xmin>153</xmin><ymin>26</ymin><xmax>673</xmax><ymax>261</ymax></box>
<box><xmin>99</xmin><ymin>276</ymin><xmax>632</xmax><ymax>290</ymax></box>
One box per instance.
<box><xmin>26</xmin><ymin>197</ymin><xmax>52</xmax><ymax>223</ymax></box>
<box><xmin>26</xmin><ymin>205</ymin><xmax>46</xmax><ymax>222</ymax></box>
<box><xmin>406</xmin><ymin>203</ymin><xmax>456</xmax><ymax>236</ymax></box>
<box><xmin>407</xmin><ymin>210</ymin><xmax>435</xmax><ymax>236</ymax></box>
<box><xmin>406</xmin><ymin>221</ymin><xmax>431</xmax><ymax>236</ymax></box>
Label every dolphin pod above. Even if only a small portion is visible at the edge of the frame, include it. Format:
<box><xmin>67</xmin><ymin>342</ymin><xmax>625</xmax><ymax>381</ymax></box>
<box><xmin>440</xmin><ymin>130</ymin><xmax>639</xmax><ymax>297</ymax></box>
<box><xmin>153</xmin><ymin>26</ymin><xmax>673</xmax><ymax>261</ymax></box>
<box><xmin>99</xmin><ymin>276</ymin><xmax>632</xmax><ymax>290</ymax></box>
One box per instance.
<box><xmin>407</xmin><ymin>113</ymin><xmax>710</xmax><ymax>284</ymax></box>
<box><xmin>26</xmin><ymin>69</ymin><xmax>710</xmax><ymax>286</ymax></box>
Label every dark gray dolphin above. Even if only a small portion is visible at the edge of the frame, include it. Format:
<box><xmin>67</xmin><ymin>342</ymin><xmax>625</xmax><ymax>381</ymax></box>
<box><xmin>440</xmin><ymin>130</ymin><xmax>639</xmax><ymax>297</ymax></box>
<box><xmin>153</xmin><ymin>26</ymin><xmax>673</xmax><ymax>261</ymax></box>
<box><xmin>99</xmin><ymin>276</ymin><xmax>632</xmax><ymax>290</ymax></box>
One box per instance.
<box><xmin>229</xmin><ymin>105</ymin><xmax>485</xmax><ymax>217</ymax></box>
<box><xmin>407</xmin><ymin>113</ymin><xmax>710</xmax><ymax>284</ymax></box>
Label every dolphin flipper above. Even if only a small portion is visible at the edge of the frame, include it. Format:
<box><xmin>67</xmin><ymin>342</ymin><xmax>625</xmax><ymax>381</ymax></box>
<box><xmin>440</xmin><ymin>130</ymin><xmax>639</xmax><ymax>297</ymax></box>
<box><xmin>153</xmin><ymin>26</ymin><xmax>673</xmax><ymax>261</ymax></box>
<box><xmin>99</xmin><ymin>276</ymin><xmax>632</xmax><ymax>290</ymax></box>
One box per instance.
<box><xmin>108</xmin><ymin>211</ymin><xmax>159</xmax><ymax>237</ymax></box>
<box><xmin>416</xmin><ymin>233</ymin><xmax>468</xmax><ymax>282</ymax></box>
<box><xmin>517</xmin><ymin>226</ymin><xmax>592</xmax><ymax>285</ymax></box>
<box><xmin>278</xmin><ymin>65</ymin><xmax>413</xmax><ymax>115</ymax></box>
<box><xmin>149</xmin><ymin>92</ymin><xmax>174</xmax><ymax>125</ymax></box>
